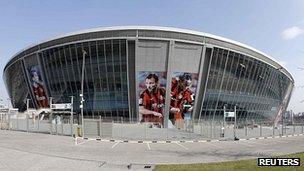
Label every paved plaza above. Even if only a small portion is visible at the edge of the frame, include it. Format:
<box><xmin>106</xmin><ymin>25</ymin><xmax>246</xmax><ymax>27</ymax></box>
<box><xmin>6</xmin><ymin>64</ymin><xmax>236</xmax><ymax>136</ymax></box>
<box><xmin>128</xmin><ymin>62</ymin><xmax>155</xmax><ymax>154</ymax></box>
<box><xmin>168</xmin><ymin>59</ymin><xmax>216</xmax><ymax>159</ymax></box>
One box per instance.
<box><xmin>0</xmin><ymin>130</ymin><xmax>303</xmax><ymax>170</ymax></box>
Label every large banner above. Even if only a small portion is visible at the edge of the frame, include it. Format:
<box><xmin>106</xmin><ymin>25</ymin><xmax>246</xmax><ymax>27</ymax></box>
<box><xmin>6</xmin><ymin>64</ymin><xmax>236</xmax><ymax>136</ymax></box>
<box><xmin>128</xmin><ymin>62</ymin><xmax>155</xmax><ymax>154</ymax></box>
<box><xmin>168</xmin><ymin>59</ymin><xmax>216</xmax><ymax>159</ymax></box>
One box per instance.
<box><xmin>138</xmin><ymin>71</ymin><xmax>167</xmax><ymax>127</ymax></box>
<box><xmin>169</xmin><ymin>72</ymin><xmax>198</xmax><ymax>130</ymax></box>
<box><xmin>28</xmin><ymin>65</ymin><xmax>49</xmax><ymax>108</ymax></box>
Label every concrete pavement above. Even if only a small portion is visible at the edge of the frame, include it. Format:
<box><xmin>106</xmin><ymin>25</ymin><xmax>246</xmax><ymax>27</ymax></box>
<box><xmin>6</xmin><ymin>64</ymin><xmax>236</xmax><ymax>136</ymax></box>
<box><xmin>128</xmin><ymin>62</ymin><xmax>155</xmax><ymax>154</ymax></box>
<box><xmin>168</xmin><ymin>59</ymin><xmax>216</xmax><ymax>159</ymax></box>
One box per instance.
<box><xmin>0</xmin><ymin>130</ymin><xmax>303</xmax><ymax>170</ymax></box>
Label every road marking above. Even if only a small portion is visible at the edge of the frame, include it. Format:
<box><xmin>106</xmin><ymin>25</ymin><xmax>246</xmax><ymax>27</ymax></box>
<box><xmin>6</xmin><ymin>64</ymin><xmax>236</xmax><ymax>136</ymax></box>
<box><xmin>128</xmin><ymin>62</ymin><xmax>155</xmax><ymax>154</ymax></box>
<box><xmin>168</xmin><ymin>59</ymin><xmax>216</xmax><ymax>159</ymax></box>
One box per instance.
<box><xmin>74</xmin><ymin>133</ymin><xmax>304</xmax><ymax>145</ymax></box>
<box><xmin>146</xmin><ymin>143</ymin><xmax>151</xmax><ymax>150</ymax></box>
<box><xmin>175</xmin><ymin>142</ymin><xmax>189</xmax><ymax>150</ymax></box>
<box><xmin>111</xmin><ymin>142</ymin><xmax>120</xmax><ymax>149</ymax></box>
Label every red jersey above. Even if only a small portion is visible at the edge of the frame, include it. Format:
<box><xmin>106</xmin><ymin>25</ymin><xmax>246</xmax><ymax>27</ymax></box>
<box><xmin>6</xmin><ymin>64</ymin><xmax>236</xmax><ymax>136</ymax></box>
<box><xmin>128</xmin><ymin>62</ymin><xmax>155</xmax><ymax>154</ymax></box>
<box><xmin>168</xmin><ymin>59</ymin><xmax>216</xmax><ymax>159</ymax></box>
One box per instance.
<box><xmin>139</xmin><ymin>87</ymin><xmax>166</xmax><ymax>124</ymax></box>
<box><xmin>170</xmin><ymin>78</ymin><xmax>194</xmax><ymax>120</ymax></box>
<box><xmin>33</xmin><ymin>85</ymin><xmax>49</xmax><ymax>108</ymax></box>
<box><xmin>170</xmin><ymin>78</ymin><xmax>185</xmax><ymax>120</ymax></box>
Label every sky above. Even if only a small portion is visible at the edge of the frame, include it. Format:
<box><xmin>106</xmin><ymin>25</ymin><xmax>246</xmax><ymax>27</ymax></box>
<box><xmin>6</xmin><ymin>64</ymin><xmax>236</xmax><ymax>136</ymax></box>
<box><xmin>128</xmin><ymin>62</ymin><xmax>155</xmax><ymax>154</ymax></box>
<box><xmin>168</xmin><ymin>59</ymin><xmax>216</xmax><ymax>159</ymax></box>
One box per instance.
<box><xmin>0</xmin><ymin>0</ymin><xmax>303</xmax><ymax>112</ymax></box>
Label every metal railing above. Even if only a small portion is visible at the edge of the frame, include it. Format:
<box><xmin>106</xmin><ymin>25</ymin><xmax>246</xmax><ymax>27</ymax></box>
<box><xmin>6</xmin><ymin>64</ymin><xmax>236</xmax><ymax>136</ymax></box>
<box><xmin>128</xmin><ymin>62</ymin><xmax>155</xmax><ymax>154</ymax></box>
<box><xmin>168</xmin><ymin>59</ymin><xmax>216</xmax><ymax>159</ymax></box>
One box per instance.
<box><xmin>1</xmin><ymin>114</ymin><xmax>304</xmax><ymax>141</ymax></box>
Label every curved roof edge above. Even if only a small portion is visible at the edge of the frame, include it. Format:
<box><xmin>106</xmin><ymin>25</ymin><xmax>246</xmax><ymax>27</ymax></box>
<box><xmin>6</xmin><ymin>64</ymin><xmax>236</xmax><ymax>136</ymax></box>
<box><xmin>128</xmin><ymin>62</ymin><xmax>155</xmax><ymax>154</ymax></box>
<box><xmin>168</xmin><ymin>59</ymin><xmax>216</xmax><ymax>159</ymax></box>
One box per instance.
<box><xmin>6</xmin><ymin>26</ymin><xmax>294</xmax><ymax>82</ymax></box>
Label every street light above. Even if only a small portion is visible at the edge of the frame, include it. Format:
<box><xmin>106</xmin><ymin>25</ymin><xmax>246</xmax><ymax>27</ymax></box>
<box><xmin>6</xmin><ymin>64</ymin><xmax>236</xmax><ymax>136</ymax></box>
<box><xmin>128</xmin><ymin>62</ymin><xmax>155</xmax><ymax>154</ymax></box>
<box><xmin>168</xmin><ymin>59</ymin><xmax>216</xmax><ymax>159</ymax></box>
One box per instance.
<box><xmin>80</xmin><ymin>50</ymin><xmax>87</xmax><ymax>137</ymax></box>
<box><xmin>234</xmin><ymin>105</ymin><xmax>238</xmax><ymax>141</ymax></box>
<box><xmin>222</xmin><ymin>104</ymin><xmax>227</xmax><ymax>138</ymax></box>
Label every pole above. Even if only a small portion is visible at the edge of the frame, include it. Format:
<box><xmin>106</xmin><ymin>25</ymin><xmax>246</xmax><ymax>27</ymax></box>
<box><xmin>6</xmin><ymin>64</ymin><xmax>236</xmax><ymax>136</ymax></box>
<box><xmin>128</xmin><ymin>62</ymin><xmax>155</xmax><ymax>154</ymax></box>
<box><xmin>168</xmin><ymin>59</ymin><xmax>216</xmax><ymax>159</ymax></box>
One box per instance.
<box><xmin>245</xmin><ymin>118</ymin><xmax>248</xmax><ymax>136</ymax></box>
<box><xmin>99</xmin><ymin>115</ymin><xmax>102</xmax><ymax>137</ymax></box>
<box><xmin>8</xmin><ymin>109</ymin><xmax>11</xmax><ymax>130</ymax></box>
<box><xmin>222</xmin><ymin>105</ymin><xmax>226</xmax><ymax>138</ymax></box>
<box><xmin>281</xmin><ymin>111</ymin><xmax>284</xmax><ymax>136</ymax></box>
<box><xmin>260</xmin><ymin>122</ymin><xmax>262</xmax><ymax>137</ymax></box>
<box><xmin>80</xmin><ymin>50</ymin><xmax>87</xmax><ymax>138</ymax></box>
<box><xmin>272</xmin><ymin>124</ymin><xmax>275</xmax><ymax>136</ymax></box>
<box><xmin>37</xmin><ymin>113</ymin><xmax>40</xmax><ymax>133</ymax></box>
<box><xmin>223</xmin><ymin>105</ymin><xmax>226</xmax><ymax>125</ymax></box>
<box><xmin>26</xmin><ymin>99</ymin><xmax>30</xmax><ymax>133</ymax></box>
<box><xmin>70</xmin><ymin>96</ymin><xmax>74</xmax><ymax>137</ymax></box>
<box><xmin>234</xmin><ymin>105</ymin><xmax>237</xmax><ymax>140</ymax></box>
<box><xmin>16</xmin><ymin>111</ymin><xmax>19</xmax><ymax>130</ymax></box>
<box><xmin>50</xmin><ymin>97</ymin><xmax>53</xmax><ymax>134</ymax></box>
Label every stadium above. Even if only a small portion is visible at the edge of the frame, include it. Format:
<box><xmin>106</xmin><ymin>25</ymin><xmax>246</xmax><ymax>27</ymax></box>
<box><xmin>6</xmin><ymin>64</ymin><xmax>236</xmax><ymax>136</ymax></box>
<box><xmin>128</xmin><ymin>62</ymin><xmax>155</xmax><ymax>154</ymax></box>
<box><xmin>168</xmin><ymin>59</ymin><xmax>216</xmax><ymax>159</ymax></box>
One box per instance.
<box><xmin>3</xmin><ymin>26</ymin><xmax>294</xmax><ymax>129</ymax></box>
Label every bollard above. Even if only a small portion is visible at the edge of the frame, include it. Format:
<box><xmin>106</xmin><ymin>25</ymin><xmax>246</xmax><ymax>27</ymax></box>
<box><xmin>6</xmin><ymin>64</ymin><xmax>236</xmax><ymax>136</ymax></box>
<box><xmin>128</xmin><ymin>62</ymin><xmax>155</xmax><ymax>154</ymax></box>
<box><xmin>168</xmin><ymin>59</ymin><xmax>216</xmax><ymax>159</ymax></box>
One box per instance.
<box><xmin>293</xmin><ymin>124</ymin><xmax>295</xmax><ymax>135</ymax></box>
<box><xmin>273</xmin><ymin>124</ymin><xmax>275</xmax><ymax>136</ymax></box>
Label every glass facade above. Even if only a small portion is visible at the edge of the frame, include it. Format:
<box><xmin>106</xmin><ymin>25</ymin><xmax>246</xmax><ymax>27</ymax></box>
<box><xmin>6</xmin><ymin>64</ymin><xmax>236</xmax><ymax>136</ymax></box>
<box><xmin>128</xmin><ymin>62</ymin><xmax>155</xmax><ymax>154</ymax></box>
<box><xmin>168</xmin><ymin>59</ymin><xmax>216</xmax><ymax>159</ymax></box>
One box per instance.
<box><xmin>3</xmin><ymin>28</ymin><xmax>294</xmax><ymax>124</ymax></box>
<box><xmin>4</xmin><ymin>60</ymin><xmax>34</xmax><ymax>111</ymax></box>
<box><xmin>39</xmin><ymin>39</ymin><xmax>129</xmax><ymax>119</ymax></box>
<box><xmin>201</xmin><ymin>48</ymin><xmax>292</xmax><ymax>123</ymax></box>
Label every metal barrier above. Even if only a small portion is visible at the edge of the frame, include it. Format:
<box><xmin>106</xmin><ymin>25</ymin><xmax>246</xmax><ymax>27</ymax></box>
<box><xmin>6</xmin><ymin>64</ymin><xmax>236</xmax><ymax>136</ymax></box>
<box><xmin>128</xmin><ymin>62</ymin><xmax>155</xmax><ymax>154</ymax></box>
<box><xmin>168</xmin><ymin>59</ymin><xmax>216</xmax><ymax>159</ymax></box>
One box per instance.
<box><xmin>2</xmin><ymin>114</ymin><xmax>304</xmax><ymax>141</ymax></box>
<box><xmin>1</xmin><ymin>113</ymin><xmax>77</xmax><ymax>137</ymax></box>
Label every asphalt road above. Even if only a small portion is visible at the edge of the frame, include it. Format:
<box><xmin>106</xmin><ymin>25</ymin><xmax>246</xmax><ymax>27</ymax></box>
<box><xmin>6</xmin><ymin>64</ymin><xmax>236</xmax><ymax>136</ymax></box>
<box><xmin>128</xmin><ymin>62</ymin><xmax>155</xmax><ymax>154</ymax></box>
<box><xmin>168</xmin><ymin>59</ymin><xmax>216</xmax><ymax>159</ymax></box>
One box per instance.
<box><xmin>0</xmin><ymin>130</ymin><xmax>303</xmax><ymax>170</ymax></box>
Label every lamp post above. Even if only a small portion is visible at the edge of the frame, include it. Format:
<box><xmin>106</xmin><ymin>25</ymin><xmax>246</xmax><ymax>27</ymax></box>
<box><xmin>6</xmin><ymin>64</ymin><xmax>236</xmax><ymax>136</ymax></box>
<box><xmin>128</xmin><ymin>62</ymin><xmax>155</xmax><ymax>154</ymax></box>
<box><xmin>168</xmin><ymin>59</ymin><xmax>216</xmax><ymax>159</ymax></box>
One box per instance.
<box><xmin>222</xmin><ymin>104</ymin><xmax>227</xmax><ymax>138</ymax></box>
<box><xmin>234</xmin><ymin>105</ymin><xmax>238</xmax><ymax>140</ymax></box>
<box><xmin>80</xmin><ymin>50</ymin><xmax>87</xmax><ymax>137</ymax></box>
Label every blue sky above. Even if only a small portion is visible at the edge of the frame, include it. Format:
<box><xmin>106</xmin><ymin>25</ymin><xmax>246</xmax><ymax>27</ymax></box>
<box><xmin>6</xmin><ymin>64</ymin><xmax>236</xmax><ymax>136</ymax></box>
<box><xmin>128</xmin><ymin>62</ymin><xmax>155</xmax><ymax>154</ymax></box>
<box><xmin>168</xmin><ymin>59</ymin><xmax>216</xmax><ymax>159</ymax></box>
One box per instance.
<box><xmin>0</xmin><ymin>0</ymin><xmax>303</xmax><ymax>112</ymax></box>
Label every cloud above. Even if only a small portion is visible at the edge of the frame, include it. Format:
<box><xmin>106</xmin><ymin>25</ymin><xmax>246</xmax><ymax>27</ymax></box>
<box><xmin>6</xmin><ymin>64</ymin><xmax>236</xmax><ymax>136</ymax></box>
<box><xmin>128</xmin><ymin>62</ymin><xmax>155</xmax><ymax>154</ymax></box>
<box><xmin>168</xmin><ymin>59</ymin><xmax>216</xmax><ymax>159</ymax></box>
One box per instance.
<box><xmin>281</xmin><ymin>26</ymin><xmax>304</xmax><ymax>39</ymax></box>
